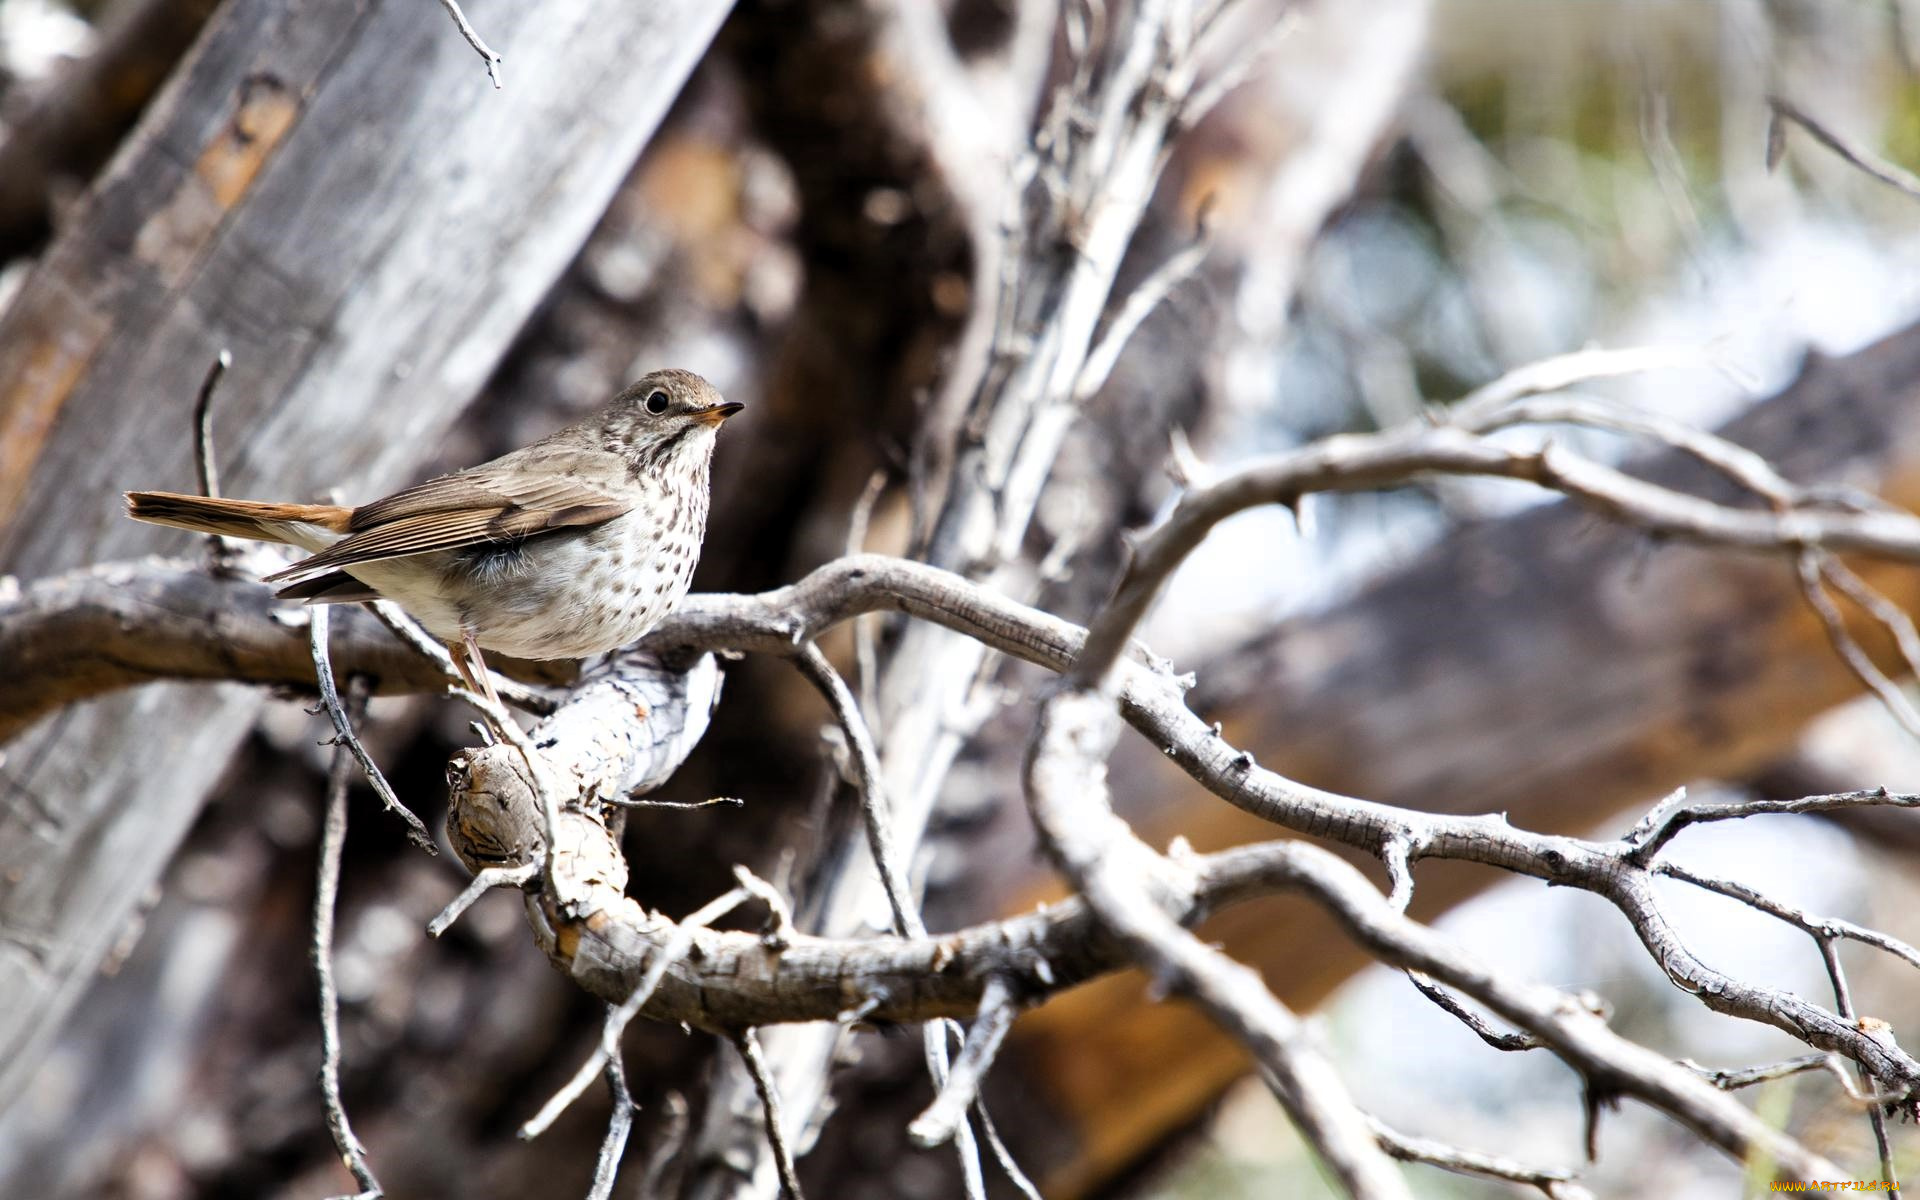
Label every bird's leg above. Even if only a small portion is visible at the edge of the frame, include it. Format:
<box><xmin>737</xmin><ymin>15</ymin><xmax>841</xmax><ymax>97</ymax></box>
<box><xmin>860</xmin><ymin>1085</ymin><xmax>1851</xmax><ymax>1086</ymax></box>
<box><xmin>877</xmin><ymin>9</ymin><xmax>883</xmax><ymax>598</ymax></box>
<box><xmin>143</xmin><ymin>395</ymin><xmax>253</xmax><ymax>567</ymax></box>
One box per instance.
<box><xmin>445</xmin><ymin>639</ymin><xmax>479</xmax><ymax>693</ymax></box>
<box><xmin>459</xmin><ymin>631</ymin><xmax>505</xmax><ymax>712</ymax></box>
<box><xmin>443</xmin><ymin>637</ymin><xmax>474</xmax><ymax>683</ymax></box>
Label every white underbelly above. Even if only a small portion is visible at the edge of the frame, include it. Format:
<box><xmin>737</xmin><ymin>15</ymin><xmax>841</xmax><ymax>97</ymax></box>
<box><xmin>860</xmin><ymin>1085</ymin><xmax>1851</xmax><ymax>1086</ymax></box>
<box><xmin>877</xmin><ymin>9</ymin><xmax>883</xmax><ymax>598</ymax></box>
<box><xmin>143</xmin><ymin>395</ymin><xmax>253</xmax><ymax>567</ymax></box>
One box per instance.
<box><xmin>446</xmin><ymin>522</ymin><xmax>694</xmax><ymax>660</ymax></box>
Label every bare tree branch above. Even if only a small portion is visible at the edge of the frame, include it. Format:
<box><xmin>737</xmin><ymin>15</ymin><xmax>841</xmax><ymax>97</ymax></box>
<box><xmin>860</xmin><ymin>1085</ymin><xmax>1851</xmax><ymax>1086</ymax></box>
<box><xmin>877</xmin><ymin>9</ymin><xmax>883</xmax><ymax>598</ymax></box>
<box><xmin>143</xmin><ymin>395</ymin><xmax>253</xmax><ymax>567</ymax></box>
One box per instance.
<box><xmin>1368</xmin><ymin>1115</ymin><xmax>1590</xmax><ymax>1200</ymax></box>
<box><xmin>585</xmin><ymin>1050</ymin><xmax>635</xmax><ymax>1200</ymax></box>
<box><xmin>1025</xmin><ymin>690</ymin><xmax>1412</xmax><ymax>1197</ymax></box>
<box><xmin>435</xmin><ymin>0</ymin><xmax>503</xmax><ymax>87</ymax></box>
<box><xmin>1798</xmin><ymin>551</ymin><xmax>1920</xmax><ymax>739</ymax></box>
<box><xmin>307</xmin><ymin>604</ymin><xmax>434</xmax><ymax>852</ymax></box>
<box><xmin>733</xmin><ymin>1029</ymin><xmax>804</xmax><ymax>1200</ymax></box>
<box><xmin>909</xmin><ymin>977</ymin><xmax>1019</xmax><ymax>1149</ymax></box>
<box><xmin>313</xmin><ymin>677</ymin><xmax>383</xmax><ymax>1200</ymax></box>
<box><xmin>1072</xmin><ymin>418</ymin><xmax>1920</xmax><ymax>688</ymax></box>
<box><xmin>1769</xmin><ymin>94</ymin><xmax>1920</xmax><ymax>202</ymax></box>
<box><xmin>16</xmin><ymin>326</ymin><xmax>1920</xmax><ymax>1191</ymax></box>
<box><xmin>448</xmin><ymin>747</ymin><xmax>1858</xmax><ymax>1184</ymax></box>
<box><xmin>1657</xmin><ymin>860</ymin><xmax>1920</xmax><ymax>971</ymax></box>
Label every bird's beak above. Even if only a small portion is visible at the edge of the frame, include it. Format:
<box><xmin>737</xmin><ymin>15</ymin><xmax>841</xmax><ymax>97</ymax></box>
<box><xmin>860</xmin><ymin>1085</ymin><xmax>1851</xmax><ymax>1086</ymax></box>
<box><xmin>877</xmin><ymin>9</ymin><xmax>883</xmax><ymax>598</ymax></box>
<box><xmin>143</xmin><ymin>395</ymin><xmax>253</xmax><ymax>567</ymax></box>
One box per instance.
<box><xmin>692</xmin><ymin>402</ymin><xmax>745</xmax><ymax>427</ymax></box>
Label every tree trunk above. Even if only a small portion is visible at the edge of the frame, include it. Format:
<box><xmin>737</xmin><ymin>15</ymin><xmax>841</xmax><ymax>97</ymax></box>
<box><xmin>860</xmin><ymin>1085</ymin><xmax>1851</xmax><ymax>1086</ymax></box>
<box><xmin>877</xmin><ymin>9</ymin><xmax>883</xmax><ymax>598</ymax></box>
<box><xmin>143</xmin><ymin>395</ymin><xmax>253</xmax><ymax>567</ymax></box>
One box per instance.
<box><xmin>0</xmin><ymin>0</ymin><xmax>731</xmax><ymax>1105</ymax></box>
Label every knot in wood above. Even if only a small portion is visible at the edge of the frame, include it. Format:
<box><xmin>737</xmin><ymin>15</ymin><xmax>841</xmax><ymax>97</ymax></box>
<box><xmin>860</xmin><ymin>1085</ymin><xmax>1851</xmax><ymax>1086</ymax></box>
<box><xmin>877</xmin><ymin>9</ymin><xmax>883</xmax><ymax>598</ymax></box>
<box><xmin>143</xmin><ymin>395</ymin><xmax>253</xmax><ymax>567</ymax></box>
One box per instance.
<box><xmin>445</xmin><ymin>748</ymin><xmax>547</xmax><ymax>876</ymax></box>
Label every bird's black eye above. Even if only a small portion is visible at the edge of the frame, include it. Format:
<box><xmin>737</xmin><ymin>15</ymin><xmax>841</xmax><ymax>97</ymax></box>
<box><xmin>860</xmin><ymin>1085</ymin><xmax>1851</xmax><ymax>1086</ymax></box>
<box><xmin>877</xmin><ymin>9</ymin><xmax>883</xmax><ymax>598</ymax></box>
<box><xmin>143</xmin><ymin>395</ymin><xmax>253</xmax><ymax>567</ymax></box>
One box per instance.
<box><xmin>644</xmin><ymin>390</ymin><xmax>670</xmax><ymax>415</ymax></box>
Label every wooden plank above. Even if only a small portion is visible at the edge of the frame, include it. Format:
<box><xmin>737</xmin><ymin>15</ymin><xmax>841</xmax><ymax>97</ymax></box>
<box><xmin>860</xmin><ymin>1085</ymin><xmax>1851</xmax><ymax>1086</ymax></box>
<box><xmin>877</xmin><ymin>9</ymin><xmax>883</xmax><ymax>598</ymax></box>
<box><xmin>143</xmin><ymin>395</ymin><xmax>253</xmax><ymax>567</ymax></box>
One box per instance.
<box><xmin>0</xmin><ymin>0</ymin><xmax>732</xmax><ymax>1103</ymax></box>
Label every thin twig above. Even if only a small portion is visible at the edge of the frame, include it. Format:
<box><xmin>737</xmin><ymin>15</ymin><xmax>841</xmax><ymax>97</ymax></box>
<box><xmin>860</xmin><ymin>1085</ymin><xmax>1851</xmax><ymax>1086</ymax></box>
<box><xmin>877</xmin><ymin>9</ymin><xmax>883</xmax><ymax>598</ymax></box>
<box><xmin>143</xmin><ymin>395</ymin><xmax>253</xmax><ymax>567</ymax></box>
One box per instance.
<box><xmin>1796</xmin><ymin>551</ymin><xmax>1920</xmax><ymax>739</ymax></box>
<box><xmin>314</xmin><ymin>677</ymin><xmax>382</xmax><ymax>1200</ymax></box>
<box><xmin>584</xmin><ymin>1034</ymin><xmax>637</xmax><ymax>1200</ymax></box>
<box><xmin>847</xmin><ymin>469</ymin><xmax>888</xmax><ymax>726</ymax></box>
<box><xmin>605</xmin><ymin>794</ymin><xmax>744</xmax><ymax>812</ymax></box>
<box><xmin>1460</xmin><ymin>396</ymin><xmax>1790</xmax><ymax>505</ymax></box>
<box><xmin>426</xmin><ymin>862</ymin><xmax>537</xmax><ymax>938</ymax></box>
<box><xmin>1820</xmin><ymin>555</ymin><xmax>1920</xmax><ymax>684</ymax></box>
<box><xmin>1817</xmin><ymin>939</ymin><xmax>1901</xmax><ymax>1197</ymax></box>
<box><xmin>1075</xmin><ymin>226</ymin><xmax>1210</xmax><ymax>404</ymax></box>
<box><xmin>1769</xmin><ymin>95</ymin><xmax>1920</xmax><ymax>203</ymax></box>
<box><xmin>1681</xmin><ymin>1053</ymin><xmax>1832</xmax><ymax>1091</ymax></box>
<box><xmin>191</xmin><ymin>349</ymin><xmax>236</xmax><ymax>567</ymax></box>
<box><xmin>521</xmin><ymin>885</ymin><xmax>754</xmax><ymax>1141</ymax></box>
<box><xmin>1628</xmin><ymin>787</ymin><xmax>1918</xmax><ymax>865</ymax></box>
<box><xmin>308</xmin><ymin>605</ymin><xmax>434</xmax><ymax>852</ymax></box>
<box><xmin>791</xmin><ymin>643</ymin><xmax>994</xmax><ymax>1193</ymax></box>
<box><xmin>1819</xmin><ymin>1054</ymin><xmax>1907</xmax><ymax>1108</ymax></box>
<box><xmin>1691</xmin><ymin>1050</ymin><xmax>1902</xmax><ymax>1109</ymax></box>
<box><xmin>910</xmin><ymin>977</ymin><xmax>1019</xmax><ymax>1147</ymax></box>
<box><xmin>734</xmin><ymin>1028</ymin><xmax>805</xmax><ymax>1200</ymax></box>
<box><xmin>192</xmin><ymin>349</ymin><xmax>230</xmax><ymax>501</ymax></box>
<box><xmin>1657</xmin><ymin>861</ymin><xmax>1920</xmax><ymax>972</ymax></box>
<box><xmin>1407</xmin><ymin>972</ymin><xmax>1540</xmax><ymax>1052</ymax></box>
<box><xmin>794</xmin><ymin>645</ymin><xmax>919</xmax><ymax>937</ymax></box>
<box><xmin>1178</xmin><ymin>17</ymin><xmax>1296</xmax><ymax>129</ymax></box>
<box><xmin>435</xmin><ymin>0</ymin><xmax>503</xmax><ymax>88</ymax></box>
<box><xmin>1448</xmin><ymin>344</ymin><xmax>1725</xmax><ymax>428</ymax></box>
<box><xmin>1368</xmin><ymin>1114</ymin><xmax>1589</xmax><ymax>1199</ymax></box>
<box><xmin>971</xmin><ymin>1098</ymin><xmax>1044</xmax><ymax>1200</ymax></box>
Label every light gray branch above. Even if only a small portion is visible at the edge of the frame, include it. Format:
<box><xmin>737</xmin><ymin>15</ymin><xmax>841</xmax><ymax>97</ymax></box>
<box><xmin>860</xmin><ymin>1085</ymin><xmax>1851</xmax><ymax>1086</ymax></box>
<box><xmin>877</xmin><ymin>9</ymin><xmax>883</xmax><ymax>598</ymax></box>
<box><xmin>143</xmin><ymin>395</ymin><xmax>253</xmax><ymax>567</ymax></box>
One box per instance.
<box><xmin>308</xmin><ymin>604</ymin><xmax>434</xmax><ymax>852</ymax></box>
<box><xmin>459</xmin><ymin>752</ymin><xmax>1849</xmax><ymax>1183</ymax></box>
<box><xmin>13</xmin><ymin>535</ymin><xmax>1920</xmax><ymax>1101</ymax></box>
<box><xmin>435</xmin><ymin>0</ymin><xmax>504</xmax><ymax>87</ymax></box>
<box><xmin>1768</xmin><ymin>95</ymin><xmax>1920</xmax><ymax>203</ymax></box>
<box><xmin>1368</xmin><ymin>1116</ymin><xmax>1589</xmax><ymax>1200</ymax></box>
<box><xmin>1025</xmin><ymin>689</ymin><xmax>1412</xmax><ymax>1198</ymax></box>
<box><xmin>313</xmin><ymin>678</ymin><xmax>383</xmax><ymax>1200</ymax></box>
<box><xmin>1071</xmin><ymin>422</ymin><xmax>1920</xmax><ymax>688</ymax></box>
<box><xmin>14</xmin><ymin>327</ymin><xmax>1920</xmax><ymax>1189</ymax></box>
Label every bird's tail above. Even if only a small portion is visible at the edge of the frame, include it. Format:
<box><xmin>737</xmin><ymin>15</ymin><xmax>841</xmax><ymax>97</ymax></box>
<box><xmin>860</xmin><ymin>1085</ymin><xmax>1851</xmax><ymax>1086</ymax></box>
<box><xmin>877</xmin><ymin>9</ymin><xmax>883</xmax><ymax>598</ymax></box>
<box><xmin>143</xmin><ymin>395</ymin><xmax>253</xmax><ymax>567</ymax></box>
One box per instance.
<box><xmin>124</xmin><ymin>491</ymin><xmax>353</xmax><ymax>545</ymax></box>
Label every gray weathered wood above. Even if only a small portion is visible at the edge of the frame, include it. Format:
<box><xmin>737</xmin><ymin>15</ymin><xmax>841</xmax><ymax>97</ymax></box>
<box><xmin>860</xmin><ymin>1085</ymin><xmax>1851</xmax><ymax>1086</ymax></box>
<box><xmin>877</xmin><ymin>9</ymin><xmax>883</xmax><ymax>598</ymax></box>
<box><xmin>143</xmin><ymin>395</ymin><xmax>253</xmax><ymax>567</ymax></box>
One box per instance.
<box><xmin>0</xmin><ymin>0</ymin><xmax>732</xmax><ymax>1106</ymax></box>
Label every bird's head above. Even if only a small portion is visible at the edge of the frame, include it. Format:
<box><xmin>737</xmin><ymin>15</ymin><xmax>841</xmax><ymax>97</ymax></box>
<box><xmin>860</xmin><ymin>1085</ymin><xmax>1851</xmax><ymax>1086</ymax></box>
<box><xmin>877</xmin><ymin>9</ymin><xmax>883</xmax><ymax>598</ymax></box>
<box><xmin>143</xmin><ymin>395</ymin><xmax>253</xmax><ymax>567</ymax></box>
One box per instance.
<box><xmin>599</xmin><ymin>369</ymin><xmax>743</xmax><ymax>466</ymax></box>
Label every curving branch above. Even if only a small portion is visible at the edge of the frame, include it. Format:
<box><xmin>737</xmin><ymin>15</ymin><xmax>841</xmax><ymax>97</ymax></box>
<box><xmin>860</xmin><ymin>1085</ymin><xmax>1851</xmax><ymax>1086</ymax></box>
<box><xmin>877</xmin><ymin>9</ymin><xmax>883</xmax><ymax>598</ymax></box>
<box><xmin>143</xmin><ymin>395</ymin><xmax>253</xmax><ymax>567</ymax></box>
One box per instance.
<box><xmin>13</xmin><ymin>514</ymin><xmax>1920</xmax><ymax>1101</ymax></box>
<box><xmin>0</xmin><ymin>553</ymin><xmax>570</xmax><ymax>742</ymax></box>
<box><xmin>1025</xmin><ymin>690</ymin><xmax>1411</xmax><ymax>1196</ymax></box>
<box><xmin>23</xmin><ymin>383</ymin><xmax>1920</xmax><ymax>744</ymax></box>
<box><xmin>439</xmin><ymin>753</ymin><xmax>1848</xmax><ymax>1182</ymax></box>
<box><xmin>1071</xmin><ymin>421</ymin><xmax>1920</xmax><ymax>688</ymax></box>
<box><xmin>13</xmin><ymin>341</ymin><xmax>1920</xmax><ymax>1190</ymax></box>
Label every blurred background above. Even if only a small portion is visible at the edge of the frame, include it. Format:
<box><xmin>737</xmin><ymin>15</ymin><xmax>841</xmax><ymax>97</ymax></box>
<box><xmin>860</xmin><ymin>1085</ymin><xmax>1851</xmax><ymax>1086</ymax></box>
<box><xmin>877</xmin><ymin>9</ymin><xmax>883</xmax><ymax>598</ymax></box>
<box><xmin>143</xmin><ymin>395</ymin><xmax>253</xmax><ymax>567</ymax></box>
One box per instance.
<box><xmin>4</xmin><ymin>0</ymin><xmax>1920</xmax><ymax>1196</ymax></box>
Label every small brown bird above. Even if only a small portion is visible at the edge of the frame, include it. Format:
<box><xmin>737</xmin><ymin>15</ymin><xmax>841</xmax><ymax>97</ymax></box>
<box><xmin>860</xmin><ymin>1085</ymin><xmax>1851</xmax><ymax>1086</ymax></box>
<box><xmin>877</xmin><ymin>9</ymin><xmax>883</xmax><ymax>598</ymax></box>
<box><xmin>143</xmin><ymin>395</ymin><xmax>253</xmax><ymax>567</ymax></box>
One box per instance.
<box><xmin>127</xmin><ymin>368</ymin><xmax>741</xmax><ymax>703</ymax></box>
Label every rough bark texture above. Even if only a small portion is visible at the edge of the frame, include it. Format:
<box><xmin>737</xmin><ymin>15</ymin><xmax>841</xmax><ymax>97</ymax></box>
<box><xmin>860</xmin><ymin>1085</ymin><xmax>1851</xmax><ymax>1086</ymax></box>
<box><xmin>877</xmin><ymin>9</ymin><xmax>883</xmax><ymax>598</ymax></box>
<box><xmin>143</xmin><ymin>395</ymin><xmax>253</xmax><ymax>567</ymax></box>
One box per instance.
<box><xmin>0</xmin><ymin>0</ymin><xmax>732</xmax><ymax>1106</ymax></box>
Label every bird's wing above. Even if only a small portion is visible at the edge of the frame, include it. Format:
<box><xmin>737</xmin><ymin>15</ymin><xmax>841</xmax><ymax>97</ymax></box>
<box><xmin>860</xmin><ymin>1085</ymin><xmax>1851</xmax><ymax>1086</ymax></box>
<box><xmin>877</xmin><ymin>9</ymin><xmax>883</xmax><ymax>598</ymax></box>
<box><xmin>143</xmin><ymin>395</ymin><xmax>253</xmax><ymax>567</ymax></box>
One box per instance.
<box><xmin>263</xmin><ymin>467</ymin><xmax>629</xmax><ymax>585</ymax></box>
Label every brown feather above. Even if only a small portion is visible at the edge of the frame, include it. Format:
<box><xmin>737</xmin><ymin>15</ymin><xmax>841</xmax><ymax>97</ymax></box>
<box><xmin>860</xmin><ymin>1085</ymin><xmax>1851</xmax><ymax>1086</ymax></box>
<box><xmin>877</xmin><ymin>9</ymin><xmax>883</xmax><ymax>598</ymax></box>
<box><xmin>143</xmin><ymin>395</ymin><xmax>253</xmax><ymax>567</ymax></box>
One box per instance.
<box><xmin>347</xmin><ymin>454</ymin><xmax>632</xmax><ymax>529</ymax></box>
<box><xmin>347</xmin><ymin>475</ymin><xmax>515</xmax><ymax>529</ymax></box>
<box><xmin>263</xmin><ymin>469</ymin><xmax>630</xmax><ymax>584</ymax></box>
<box><xmin>125</xmin><ymin>491</ymin><xmax>353</xmax><ymax>542</ymax></box>
<box><xmin>274</xmin><ymin>572</ymin><xmax>383</xmax><ymax>604</ymax></box>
